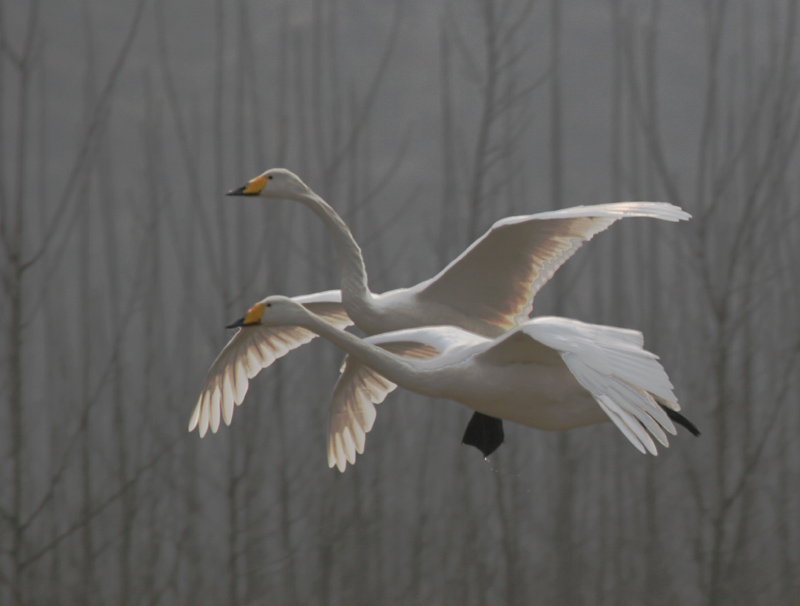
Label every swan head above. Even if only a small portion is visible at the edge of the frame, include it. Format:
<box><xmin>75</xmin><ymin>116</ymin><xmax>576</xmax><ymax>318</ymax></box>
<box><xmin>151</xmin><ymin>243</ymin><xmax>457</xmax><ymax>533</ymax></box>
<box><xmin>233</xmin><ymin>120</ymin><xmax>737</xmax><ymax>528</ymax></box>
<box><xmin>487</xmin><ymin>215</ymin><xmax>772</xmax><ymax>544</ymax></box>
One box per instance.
<box><xmin>226</xmin><ymin>295</ymin><xmax>310</xmax><ymax>328</ymax></box>
<box><xmin>226</xmin><ymin>168</ymin><xmax>313</xmax><ymax>200</ymax></box>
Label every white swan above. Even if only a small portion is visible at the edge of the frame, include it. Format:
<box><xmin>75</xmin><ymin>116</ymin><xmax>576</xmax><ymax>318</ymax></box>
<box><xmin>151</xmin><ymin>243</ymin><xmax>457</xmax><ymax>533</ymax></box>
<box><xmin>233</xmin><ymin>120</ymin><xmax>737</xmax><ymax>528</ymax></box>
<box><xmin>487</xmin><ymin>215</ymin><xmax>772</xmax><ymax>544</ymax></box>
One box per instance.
<box><xmin>191</xmin><ymin>168</ymin><xmax>690</xmax><ymax>470</ymax></box>
<box><xmin>218</xmin><ymin>295</ymin><xmax>698</xmax><ymax>466</ymax></box>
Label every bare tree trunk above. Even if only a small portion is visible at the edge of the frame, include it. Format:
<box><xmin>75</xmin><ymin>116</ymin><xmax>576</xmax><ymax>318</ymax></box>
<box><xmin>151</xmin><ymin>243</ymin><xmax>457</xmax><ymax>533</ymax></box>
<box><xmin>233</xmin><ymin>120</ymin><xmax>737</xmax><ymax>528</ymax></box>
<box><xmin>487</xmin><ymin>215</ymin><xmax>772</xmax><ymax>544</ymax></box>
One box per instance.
<box><xmin>552</xmin><ymin>435</ymin><xmax>579</xmax><ymax>605</ymax></box>
<box><xmin>273</xmin><ymin>365</ymin><xmax>299</xmax><ymax>604</ymax></box>
<box><xmin>438</xmin><ymin>20</ymin><xmax>458</xmax><ymax>266</ymax></box>
<box><xmin>7</xmin><ymin>255</ymin><xmax>25</xmax><ymax>606</ymax></box>
<box><xmin>3</xmin><ymin>4</ymin><xmax>41</xmax><ymax>604</ymax></box>
<box><xmin>548</xmin><ymin>4</ymin><xmax>580</xmax><ymax>602</ymax></box>
<box><xmin>78</xmin><ymin>174</ymin><xmax>96</xmax><ymax>606</ymax></box>
<box><xmin>549</xmin><ymin>0</ymin><xmax>563</xmax><ymax>215</ymax></box>
<box><xmin>98</xmin><ymin>120</ymin><xmax>133</xmax><ymax>606</ymax></box>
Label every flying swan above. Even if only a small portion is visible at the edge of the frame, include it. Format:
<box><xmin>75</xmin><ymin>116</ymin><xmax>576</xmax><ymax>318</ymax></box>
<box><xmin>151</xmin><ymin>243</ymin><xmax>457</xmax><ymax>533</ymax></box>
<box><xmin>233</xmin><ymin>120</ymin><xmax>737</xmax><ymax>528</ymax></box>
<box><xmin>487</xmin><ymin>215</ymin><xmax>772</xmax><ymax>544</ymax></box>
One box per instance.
<box><xmin>203</xmin><ymin>295</ymin><xmax>699</xmax><ymax>467</ymax></box>
<box><xmin>191</xmin><ymin>168</ymin><xmax>691</xmax><ymax>471</ymax></box>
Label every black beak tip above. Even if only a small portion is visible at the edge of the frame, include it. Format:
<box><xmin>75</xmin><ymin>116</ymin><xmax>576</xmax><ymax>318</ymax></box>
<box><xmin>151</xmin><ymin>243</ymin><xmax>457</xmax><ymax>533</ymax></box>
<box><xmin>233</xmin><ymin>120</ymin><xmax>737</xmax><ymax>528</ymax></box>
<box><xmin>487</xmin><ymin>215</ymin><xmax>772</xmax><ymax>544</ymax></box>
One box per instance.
<box><xmin>226</xmin><ymin>186</ymin><xmax>247</xmax><ymax>197</ymax></box>
<box><xmin>226</xmin><ymin>318</ymin><xmax>245</xmax><ymax>329</ymax></box>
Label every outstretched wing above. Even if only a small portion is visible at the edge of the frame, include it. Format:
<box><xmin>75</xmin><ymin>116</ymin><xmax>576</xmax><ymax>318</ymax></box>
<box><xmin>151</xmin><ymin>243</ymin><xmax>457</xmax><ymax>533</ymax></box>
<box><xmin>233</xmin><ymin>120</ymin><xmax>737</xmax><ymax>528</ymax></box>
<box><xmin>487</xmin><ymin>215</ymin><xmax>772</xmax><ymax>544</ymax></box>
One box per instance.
<box><xmin>189</xmin><ymin>290</ymin><xmax>351</xmax><ymax>437</ymax></box>
<box><xmin>417</xmin><ymin>203</ymin><xmax>690</xmax><ymax>330</ymax></box>
<box><xmin>327</xmin><ymin>340</ymin><xmax>441</xmax><ymax>472</ymax></box>
<box><xmin>518</xmin><ymin>317</ymin><xmax>680</xmax><ymax>455</ymax></box>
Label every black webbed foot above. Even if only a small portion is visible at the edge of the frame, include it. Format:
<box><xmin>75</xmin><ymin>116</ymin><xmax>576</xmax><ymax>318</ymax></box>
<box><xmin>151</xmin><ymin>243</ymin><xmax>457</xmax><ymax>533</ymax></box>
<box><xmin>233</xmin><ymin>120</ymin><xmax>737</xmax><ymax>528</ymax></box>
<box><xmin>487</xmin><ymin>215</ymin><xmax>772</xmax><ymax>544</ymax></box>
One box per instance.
<box><xmin>462</xmin><ymin>412</ymin><xmax>505</xmax><ymax>457</ymax></box>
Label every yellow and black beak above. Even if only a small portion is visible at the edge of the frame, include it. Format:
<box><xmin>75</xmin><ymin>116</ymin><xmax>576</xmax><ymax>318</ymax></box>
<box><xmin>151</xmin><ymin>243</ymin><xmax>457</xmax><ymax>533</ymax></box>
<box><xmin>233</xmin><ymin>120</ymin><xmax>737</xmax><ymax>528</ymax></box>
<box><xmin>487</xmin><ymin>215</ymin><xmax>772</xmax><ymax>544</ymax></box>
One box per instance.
<box><xmin>226</xmin><ymin>303</ymin><xmax>265</xmax><ymax>328</ymax></box>
<box><xmin>226</xmin><ymin>175</ymin><xmax>267</xmax><ymax>197</ymax></box>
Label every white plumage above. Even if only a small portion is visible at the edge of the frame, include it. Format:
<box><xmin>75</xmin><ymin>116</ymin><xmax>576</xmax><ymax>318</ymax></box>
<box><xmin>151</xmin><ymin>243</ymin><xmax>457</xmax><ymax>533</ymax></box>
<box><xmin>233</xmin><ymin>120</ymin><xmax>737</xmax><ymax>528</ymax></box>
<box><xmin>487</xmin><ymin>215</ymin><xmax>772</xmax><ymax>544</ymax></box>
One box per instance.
<box><xmin>213</xmin><ymin>296</ymin><xmax>685</xmax><ymax>470</ymax></box>
<box><xmin>200</xmin><ymin>168</ymin><xmax>690</xmax><ymax>470</ymax></box>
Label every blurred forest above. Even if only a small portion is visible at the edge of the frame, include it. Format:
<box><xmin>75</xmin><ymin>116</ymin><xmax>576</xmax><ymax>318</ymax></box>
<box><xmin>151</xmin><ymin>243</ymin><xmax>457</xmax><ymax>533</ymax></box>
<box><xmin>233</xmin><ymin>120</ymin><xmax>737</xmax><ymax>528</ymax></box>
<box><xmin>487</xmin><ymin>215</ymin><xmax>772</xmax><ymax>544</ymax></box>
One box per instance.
<box><xmin>1</xmin><ymin>0</ymin><xmax>799</xmax><ymax>604</ymax></box>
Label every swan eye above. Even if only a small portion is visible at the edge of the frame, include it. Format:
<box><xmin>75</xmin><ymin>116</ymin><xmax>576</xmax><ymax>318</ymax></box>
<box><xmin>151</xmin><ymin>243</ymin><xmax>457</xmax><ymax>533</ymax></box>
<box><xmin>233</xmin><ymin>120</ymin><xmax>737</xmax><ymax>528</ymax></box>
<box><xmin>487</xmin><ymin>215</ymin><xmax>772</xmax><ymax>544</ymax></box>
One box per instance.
<box><xmin>266</xmin><ymin>303</ymin><xmax>272</xmax><ymax>307</ymax></box>
<box><xmin>267</xmin><ymin>175</ymin><xmax>273</xmax><ymax>180</ymax></box>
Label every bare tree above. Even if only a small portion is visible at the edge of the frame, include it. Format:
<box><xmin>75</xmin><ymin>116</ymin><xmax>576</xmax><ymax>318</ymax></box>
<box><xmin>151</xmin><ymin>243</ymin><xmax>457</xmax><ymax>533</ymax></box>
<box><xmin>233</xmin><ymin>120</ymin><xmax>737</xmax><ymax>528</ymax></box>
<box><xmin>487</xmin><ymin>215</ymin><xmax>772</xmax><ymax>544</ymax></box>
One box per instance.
<box><xmin>2</xmin><ymin>1</ymin><xmax>799</xmax><ymax>604</ymax></box>
<box><xmin>620</xmin><ymin>1</ymin><xmax>800</xmax><ymax>603</ymax></box>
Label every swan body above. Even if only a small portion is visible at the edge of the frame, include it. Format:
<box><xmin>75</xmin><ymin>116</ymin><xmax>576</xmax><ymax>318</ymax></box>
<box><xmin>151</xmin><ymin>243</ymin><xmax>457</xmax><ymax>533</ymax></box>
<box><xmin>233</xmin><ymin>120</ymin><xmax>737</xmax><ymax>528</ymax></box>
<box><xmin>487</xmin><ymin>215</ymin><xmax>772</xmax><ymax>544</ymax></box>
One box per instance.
<box><xmin>193</xmin><ymin>168</ymin><xmax>690</xmax><ymax>470</ymax></box>
<box><xmin>217</xmin><ymin>296</ymin><xmax>693</xmax><ymax>469</ymax></box>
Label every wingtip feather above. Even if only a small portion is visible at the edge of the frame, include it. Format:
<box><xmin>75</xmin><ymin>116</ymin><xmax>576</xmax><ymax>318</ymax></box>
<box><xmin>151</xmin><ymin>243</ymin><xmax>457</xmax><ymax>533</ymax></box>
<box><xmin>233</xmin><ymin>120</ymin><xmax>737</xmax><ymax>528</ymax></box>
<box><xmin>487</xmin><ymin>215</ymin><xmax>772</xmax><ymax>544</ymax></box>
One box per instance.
<box><xmin>597</xmin><ymin>395</ymin><xmax>647</xmax><ymax>454</ymax></box>
<box><xmin>198</xmin><ymin>396</ymin><xmax>210</xmax><ymax>438</ymax></box>
<box><xmin>210</xmin><ymin>395</ymin><xmax>221</xmax><ymax>434</ymax></box>
<box><xmin>220</xmin><ymin>389</ymin><xmax>234</xmax><ymax>426</ymax></box>
<box><xmin>188</xmin><ymin>402</ymin><xmax>201</xmax><ymax>432</ymax></box>
<box><xmin>342</xmin><ymin>427</ymin><xmax>357</xmax><ymax>464</ymax></box>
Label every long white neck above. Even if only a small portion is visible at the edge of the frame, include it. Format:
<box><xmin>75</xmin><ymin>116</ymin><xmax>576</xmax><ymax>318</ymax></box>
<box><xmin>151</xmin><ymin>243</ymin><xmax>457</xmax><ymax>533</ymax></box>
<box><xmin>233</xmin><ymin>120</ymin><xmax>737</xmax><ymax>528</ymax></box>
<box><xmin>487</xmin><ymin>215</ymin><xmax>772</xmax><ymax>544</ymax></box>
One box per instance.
<box><xmin>294</xmin><ymin>190</ymin><xmax>373</xmax><ymax>311</ymax></box>
<box><xmin>294</xmin><ymin>307</ymin><xmax>420</xmax><ymax>388</ymax></box>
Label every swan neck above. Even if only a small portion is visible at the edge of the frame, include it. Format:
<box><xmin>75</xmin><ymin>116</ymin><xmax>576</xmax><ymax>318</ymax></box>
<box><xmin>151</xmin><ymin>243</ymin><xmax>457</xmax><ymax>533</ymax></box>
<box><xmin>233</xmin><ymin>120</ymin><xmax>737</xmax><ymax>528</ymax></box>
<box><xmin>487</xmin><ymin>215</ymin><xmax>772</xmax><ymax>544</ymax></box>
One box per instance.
<box><xmin>298</xmin><ymin>191</ymin><xmax>371</xmax><ymax>305</ymax></box>
<box><xmin>300</xmin><ymin>310</ymin><xmax>416</xmax><ymax>386</ymax></box>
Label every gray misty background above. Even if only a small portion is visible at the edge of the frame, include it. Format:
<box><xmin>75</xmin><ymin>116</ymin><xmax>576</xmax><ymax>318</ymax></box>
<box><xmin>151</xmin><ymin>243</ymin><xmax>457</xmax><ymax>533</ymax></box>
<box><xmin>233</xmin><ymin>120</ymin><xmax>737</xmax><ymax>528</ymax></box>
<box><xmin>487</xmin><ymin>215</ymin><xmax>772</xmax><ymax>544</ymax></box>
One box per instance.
<box><xmin>2</xmin><ymin>0</ymin><xmax>799</xmax><ymax>605</ymax></box>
